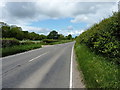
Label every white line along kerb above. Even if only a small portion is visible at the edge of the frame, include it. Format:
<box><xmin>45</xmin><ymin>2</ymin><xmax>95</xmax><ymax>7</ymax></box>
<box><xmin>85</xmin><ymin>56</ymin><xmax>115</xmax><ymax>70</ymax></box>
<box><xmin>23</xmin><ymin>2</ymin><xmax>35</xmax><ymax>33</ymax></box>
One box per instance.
<box><xmin>70</xmin><ymin>44</ymin><xmax>74</xmax><ymax>88</ymax></box>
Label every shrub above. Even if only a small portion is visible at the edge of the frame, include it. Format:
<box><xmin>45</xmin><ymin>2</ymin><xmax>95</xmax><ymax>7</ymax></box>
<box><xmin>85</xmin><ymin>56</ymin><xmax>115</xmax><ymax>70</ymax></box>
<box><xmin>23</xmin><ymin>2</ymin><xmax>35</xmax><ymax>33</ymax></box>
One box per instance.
<box><xmin>42</xmin><ymin>39</ymin><xmax>58</xmax><ymax>43</ymax></box>
<box><xmin>1</xmin><ymin>38</ymin><xmax>20</xmax><ymax>48</ymax></box>
<box><xmin>2</xmin><ymin>44</ymin><xmax>41</xmax><ymax>57</ymax></box>
<box><xmin>76</xmin><ymin>12</ymin><xmax>120</xmax><ymax>63</ymax></box>
<box><xmin>20</xmin><ymin>41</ymin><xmax>35</xmax><ymax>45</ymax></box>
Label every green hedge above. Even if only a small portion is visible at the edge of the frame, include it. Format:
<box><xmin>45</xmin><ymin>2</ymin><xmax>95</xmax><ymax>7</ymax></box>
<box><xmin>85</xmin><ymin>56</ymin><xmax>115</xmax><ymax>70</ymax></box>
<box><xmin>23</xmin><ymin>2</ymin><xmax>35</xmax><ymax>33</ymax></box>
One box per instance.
<box><xmin>2</xmin><ymin>43</ymin><xmax>41</xmax><ymax>57</ymax></box>
<box><xmin>76</xmin><ymin>12</ymin><xmax>120</xmax><ymax>63</ymax></box>
<box><xmin>42</xmin><ymin>39</ymin><xmax>58</xmax><ymax>43</ymax></box>
<box><xmin>20</xmin><ymin>41</ymin><xmax>35</xmax><ymax>45</ymax></box>
<box><xmin>1</xmin><ymin>38</ymin><xmax>20</xmax><ymax>48</ymax></box>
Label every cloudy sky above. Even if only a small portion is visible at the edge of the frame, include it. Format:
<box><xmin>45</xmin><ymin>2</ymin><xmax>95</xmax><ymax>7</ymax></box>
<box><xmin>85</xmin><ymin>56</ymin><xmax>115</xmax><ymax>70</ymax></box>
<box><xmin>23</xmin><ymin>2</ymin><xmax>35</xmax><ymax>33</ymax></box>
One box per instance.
<box><xmin>0</xmin><ymin>0</ymin><xmax>118</xmax><ymax>37</ymax></box>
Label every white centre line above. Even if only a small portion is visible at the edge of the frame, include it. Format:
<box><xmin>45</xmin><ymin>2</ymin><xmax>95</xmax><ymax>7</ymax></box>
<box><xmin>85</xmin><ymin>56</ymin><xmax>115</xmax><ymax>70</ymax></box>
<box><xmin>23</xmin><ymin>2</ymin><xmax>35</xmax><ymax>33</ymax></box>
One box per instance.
<box><xmin>70</xmin><ymin>44</ymin><xmax>74</xmax><ymax>88</ymax></box>
<box><xmin>29</xmin><ymin>52</ymin><xmax>49</xmax><ymax>62</ymax></box>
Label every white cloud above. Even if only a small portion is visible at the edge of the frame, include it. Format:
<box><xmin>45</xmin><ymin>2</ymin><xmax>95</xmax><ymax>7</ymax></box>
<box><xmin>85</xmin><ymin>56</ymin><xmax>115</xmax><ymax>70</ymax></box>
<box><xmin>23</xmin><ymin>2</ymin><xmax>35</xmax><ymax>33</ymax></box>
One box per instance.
<box><xmin>71</xmin><ymin>15</ymin><xmax>88</xmax><ymax>23</ymax></box>
<box><xmin>0</xmin><ymin>1</ymin><xmax>118</xmax><ymax>36</ymax></box>
<box><xmin>58</xmin><ymin>29</ymin><xmax>84</xmax><ymax>36</ymax></box>
<box><xmin>71</xmin><ymin>2</ymin><xmax>118</xmax><ymax>24</ymax></box>
<box><xmin>1</xmin><ymin>2</ymin><xmax>118</xmax><ymax>25</ymax></box>
<box><xmin>68</xmin><ymin>30</ymin><xmax>84</xmax><ymax>36</ymax></box>
<box><xmin>21</xmin><ymin>26</ymin><xmax>51</xmax><ymax>35</ymax></box>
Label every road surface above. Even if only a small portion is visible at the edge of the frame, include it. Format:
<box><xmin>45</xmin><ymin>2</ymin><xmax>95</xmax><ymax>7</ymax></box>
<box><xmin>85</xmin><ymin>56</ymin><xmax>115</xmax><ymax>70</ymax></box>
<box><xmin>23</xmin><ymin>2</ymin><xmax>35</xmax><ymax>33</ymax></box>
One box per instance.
<box><xmin>2</xmin><ymin>42</ymin><xmax>75</xmax><ymax>88</ymax></box>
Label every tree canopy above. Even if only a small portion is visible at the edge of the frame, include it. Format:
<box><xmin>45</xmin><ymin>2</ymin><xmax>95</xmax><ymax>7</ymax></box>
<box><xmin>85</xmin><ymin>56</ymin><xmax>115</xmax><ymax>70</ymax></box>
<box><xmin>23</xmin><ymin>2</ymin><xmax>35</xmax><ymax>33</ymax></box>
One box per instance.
<box><xmin>47</xmin><ymin>30</ymin><xmax>59</xmax><ymax>39</ymax></box>
<box><xmin>1</xmin><ymin>22</ymin><xmax>73</xmax><ymax>41</ymax></box>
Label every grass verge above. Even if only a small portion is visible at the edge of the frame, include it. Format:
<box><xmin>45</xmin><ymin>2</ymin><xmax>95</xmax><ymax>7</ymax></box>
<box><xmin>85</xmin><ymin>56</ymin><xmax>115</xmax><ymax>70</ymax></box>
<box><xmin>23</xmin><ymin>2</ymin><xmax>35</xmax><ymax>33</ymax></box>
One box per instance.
<box><xmin>2</xmin><ymin>43</ymin><xmax>41</xmax><ymax>57</ymax></box>
<box><xmin>1</xmin><ymin>40</ymin><xmax>73</xmax><ymax>57</ymax></box>
<box><xmin>74</xmin><ymin>43</ymin><xmax>120</xmax><ymax>88</ymax></box>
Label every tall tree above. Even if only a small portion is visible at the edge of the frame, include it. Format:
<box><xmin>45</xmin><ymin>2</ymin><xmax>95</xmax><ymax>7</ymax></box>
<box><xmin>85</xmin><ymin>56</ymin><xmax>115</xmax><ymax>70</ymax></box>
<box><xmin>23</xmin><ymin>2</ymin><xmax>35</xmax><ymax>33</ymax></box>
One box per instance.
<box><xmin>47</xmin><ymin>30</ymin><xmax>59</xmax><ymax>39</ymax></box>
<box><xmin>66</xmin><ymin>34</ymin><xmax>72</xmax><ymax>40</ymax></box>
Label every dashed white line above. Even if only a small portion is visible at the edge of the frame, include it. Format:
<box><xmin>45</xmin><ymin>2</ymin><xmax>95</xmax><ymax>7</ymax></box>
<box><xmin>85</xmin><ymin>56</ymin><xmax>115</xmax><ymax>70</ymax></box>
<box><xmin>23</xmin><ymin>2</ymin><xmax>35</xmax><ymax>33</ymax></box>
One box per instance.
<box><xmin>29</xmin><ymin>52</ymin><xmax>49</xmax><ymax>62</ymax></box>
<box><xmin>70</xmin><ymin>44</ymin><xmax>74</xmax><ymax>88</ymax></box>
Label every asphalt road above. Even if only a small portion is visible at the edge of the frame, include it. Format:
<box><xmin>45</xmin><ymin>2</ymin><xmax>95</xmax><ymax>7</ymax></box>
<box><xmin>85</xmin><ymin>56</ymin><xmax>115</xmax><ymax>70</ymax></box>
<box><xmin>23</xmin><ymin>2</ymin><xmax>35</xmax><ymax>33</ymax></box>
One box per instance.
<box><xmin>2</xmin><ymin>42</ymin><xmax>75</xmax><ymax>88</ymax></box>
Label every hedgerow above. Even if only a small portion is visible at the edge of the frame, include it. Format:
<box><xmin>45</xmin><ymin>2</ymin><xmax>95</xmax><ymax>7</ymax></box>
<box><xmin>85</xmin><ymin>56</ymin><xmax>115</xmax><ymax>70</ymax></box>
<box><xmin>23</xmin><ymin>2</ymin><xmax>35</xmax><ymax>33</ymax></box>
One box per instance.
<box><xmin>42</xmin><ymin>39</ymin><xmax>58</xmax><ymax>43</ymax></box>
<box><xmin>76</xmin><ymin>12</ymin><xmax>120</xmax><ymax>63</ymax></box>
<box><xmin>1</xmin><ymin>38</ymin><xmax>20</xmax><ymax>48</ymax></box>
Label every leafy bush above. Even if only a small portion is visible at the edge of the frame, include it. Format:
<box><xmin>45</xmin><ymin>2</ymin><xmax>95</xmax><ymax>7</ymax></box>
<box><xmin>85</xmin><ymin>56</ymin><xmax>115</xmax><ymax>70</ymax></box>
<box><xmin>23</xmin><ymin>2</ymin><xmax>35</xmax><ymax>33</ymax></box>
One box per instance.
<box><xmin>1</xmin><ymin>38</ymin><xmax>20</xmax><ymax>48</ymax></box>
<box><xmin>20</xmin><ymin>41</ymin><xmax>35</xmax><ymax>45</ymax></box>
<box><xmin>2</xmin><ymin>43</ymin><xmax>41</xmax><ymax>57</ymax></box>
<box><xmin>76</xmin><ymin>12</ymin><xmax>120</xmax><ymax>63</ymax></box>
<box><xmin>42</xmin><ymin>39</ymin><xmax>58</xmax><ymax>43</ymax></box>
<box><xmin>46</xmin><ymin>40</ymin><xmax>73</xmax><ymax>45</ymax></box>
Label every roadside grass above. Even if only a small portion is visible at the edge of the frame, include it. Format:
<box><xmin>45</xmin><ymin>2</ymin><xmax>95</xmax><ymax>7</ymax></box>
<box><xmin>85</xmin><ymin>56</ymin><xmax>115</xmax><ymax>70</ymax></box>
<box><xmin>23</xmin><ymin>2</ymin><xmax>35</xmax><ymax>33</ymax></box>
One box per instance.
<box><xmin>74</xmin><ymin>43</ymin><xmax>120</xmax><ymax>88</ymax></box>
<box><xmin>2</xmin><ymin>43</ymin><xmax>41</xmax><ymax>57</ymax></box>
<box><xmin>1</xmin><ymin>40</ymin><xmax>73</xmax><ymax>57</ymax></box>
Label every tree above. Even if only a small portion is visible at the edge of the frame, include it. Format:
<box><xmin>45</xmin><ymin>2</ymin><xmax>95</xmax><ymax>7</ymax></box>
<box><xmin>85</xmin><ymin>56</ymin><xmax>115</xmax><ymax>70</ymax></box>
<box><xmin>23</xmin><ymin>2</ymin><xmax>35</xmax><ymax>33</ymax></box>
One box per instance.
<box><xmin>23</xmin><ymin>31</ymin><xmax>29</xmax><ymax>40</ymax></box>
<box><xmin>47</xmin><ymin>30</ymin><xmax>59</xmax><ymax>39</ymax></box>
<box><xmin>58</xmin><ymin>34</ymin><xmax>65</xmax><ymax>40</ymax></box>
<box><xmin>66</xmin><ymin>34</ymin><xmax>72</xmax><ymax>40</ymax></box>
<box><xmin>39</xmin><ymin>34</ymin><xmax>47</xmax><ymax>40</ymax></box>
<box><xmin>75</xmin><ymin>36</ymin><xmax>78</xmax><ymax>39</ymax></box>
<box><xmin>28</xmin><ymin>32</ymin><xmax>38</xmax><ymax>40</ymax></box>
<box><xmin>2</xmin><ymin>26</ymin><xmax>10</xmax><ymax>38</ymax></box>
<box><xmin>10</xmin><ymin>27</ymin><xmax>24</xmax><ymax>40</ymax></box>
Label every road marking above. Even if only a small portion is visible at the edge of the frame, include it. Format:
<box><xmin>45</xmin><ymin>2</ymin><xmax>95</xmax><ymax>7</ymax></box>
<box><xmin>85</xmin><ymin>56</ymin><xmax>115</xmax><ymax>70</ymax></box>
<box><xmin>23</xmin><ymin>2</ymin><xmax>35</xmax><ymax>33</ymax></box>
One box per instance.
<box><xmin>1</xmin><ymin>52</ymin><xmax>49</xmax><ymax>76</ymax></box>
<box><xmin>2</xmin><ymin>42</ymin><xmax>71</xmax><ymax>60</ymax></box>
<box><xmin>29</xmin><ymin>52</ymin><xmax>48</xmax><ymax>62</ymax></box>
<box><xmin>2</xmin><ymin>48</ymin><xmax>43</xmax><ymax>60</ymax></box>
<box><xmin>70</xmin><ymin>44</ymin><xmax>74</xmax><ymax>88</ymax></box>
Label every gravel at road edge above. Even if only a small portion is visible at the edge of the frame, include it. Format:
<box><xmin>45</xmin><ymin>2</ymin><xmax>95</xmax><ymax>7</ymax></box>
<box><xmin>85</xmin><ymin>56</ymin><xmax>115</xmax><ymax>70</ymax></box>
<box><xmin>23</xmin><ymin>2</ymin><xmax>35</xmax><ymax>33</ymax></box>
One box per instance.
<box><xmin>73</xmin><ymin>50</ymin><xmax>85</xmax><ymax>88</ymax></box>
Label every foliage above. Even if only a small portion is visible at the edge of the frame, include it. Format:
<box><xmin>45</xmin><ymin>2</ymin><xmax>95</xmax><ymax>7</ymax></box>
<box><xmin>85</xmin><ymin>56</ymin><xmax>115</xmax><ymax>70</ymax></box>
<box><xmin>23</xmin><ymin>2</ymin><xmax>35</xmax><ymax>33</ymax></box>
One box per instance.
<box><xmin>2</xmin><ymin>26</ymin><xmax>24</xmax><ymax>40</ymax></box>
<box><xmin>1</xmin><ymin>38</ymin><xmax>73</xmax><ymax>57</ymax></box>
<box><xmin>39</xmin><ymin>34</ymin><xmax>47</xmax><ymax>40</ymax></box>
<box><xmin>1</xmin><ymin>22</ymin><xmax>72</xmax><ymax>41</ymax></box>
<box><xmin>58</xmin><ymin>34</ymin><xmax>65</xmax><ymax>40</ymax></box>
<box><xmin>47</xmin><ymin>30</ymin><xmax>59</xmax><ymax>39</ymax></box>
<box><xmin>2</xmin><ymin>43</ymin><xmax>41</xmax><ymax>57</ymax></box>
<box><xmin>20</xmin><ymin>41</ymin><xmax>35</xmax><ymax>45</ymax></box>
<box><xmin>66</xmin><ymin>34</ymin><xmax>72</xmax><ymax>40</ymax></box>
<box><xmin>47</xmin><ymin>30</ymin><xmax>73</xmax><ymax>40</ymax></box>
<box><xmin>76</xmin><ymin>12</ymin><xmax>120</xmax><ymax>63</ymax></box>
<box><xmin>1</xmin><ymin>38</ymin><xmax>20</xmax><ymax>48</ymax></box>
<box><xmin>1</xmin><ymin>23</ymin><xmax>47</xmax><ymax>40</ymax></box>
<box><xmin>75</xmin><ymin>44</ymin><xmax>120</xmax><ymax>88</ymax></box>
<box><xmin>42</xmin><ymin>39</ymin><xmax>58</xmax><ymax>43</ymax></box>
<box><xmin>45</xmin><ymin>40</ymin><xmax>73</xmax><ymax>45</ymax></box>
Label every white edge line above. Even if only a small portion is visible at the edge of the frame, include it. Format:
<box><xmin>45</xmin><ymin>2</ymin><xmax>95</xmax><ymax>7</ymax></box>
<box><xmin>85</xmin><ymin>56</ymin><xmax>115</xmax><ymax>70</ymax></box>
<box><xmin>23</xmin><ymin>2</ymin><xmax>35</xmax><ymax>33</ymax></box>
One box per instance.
<box><xmin>29</xmin><ymin>52</ymin><xmax>48</xmax><ymax>62</ymax></box>
<box><xmin>70</xmin><ymin>44</ymin><xmax>74</xmax><ymax>88</ymax></box>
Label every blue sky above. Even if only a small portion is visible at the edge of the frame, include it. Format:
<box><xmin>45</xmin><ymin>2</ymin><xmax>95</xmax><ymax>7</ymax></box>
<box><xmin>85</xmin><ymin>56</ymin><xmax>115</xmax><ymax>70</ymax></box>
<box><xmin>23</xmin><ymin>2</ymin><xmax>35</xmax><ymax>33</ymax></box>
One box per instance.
<box><xmin>0</xmin><ymin>0</ymin><xmax>118</xmax><ymax>37</ymax></box>
<box><xmin>29</xmin><ymin>18</ymin><xmax>87</xmax><ymax>30</ymax></box>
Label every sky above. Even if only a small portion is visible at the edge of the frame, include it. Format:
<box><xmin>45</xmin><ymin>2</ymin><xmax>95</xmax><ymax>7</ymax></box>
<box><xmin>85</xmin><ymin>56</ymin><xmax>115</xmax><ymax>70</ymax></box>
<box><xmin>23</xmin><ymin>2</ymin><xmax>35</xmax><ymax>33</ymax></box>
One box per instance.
<box><xmin>0</xmin><ymin>0</ymin><xmax>119</xmax><ymax>37</ymax></box>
